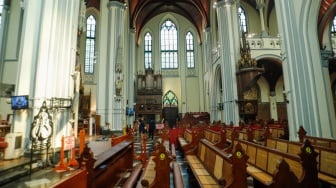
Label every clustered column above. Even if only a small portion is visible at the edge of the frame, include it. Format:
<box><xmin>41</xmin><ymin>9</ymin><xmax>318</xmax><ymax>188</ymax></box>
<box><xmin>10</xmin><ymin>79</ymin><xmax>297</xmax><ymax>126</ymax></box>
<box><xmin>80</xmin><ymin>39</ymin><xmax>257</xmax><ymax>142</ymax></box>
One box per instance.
<box><xmin>215</xmin><ymin>0</ymin><xmax>240</xmax><ymax>125</ymax></box>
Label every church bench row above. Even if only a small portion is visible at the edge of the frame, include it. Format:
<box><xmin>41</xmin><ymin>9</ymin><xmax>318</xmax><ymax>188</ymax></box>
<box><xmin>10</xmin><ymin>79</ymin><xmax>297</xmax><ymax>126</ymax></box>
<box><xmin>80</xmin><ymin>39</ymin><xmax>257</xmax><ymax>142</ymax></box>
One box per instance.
<box><xmin>265</xmin><ymin>137</ymin><xmax>336</xmax><ymax>187</ymax></box>
<box><xmin>111</xmin><ymin>133</ymin><xmax>133</xmax><ymax>146</ymax></box>
<box><xmin>207</xmin><ymin>125</ymin><xmax>336</xmax><ymax>187</ymax></box>
<box><xmin>52</xmin><ymin>139</ymin><xmax>135</xmax><ymax>188</ymax></box>
<box><xmin>157</xmin><ymin>127</ymin><xmax>176</xmax><ymax>158</ymax></box>
<box><xmin>238</xmin><ymin>139</ymin><xmax>319</xmax><ymax>187</ymax></box>
<box><xmin>206</xmin><ymin>125</ymin><xmax>284</xmax><ymax>145</ymax></box>
<box><xmin>178</xmin><ymin>128</ymin><xmax>202</xmax><ymax>155</ymax></box>
<box><xmin>203</xmin><ymin>128</ymin><xmax>227</xmax><ymax>149</ymax></box>
<box><xmin>78</xmin><ymin>140</ymin><xmax>134</xmax><ymax>188</ymax></box>
<box><xmin>298</xmin><ymin>126</ymin><xmax>336</xmax><ymax>149</ymax></box>
<box><xmin>137</xmin><ymin>142</ymin><xmax>184</xmax><ymax>188</ymax></box>
<box><xmin>185</xmin><ymin>138</ymin><xmax>248</xmax><ymax>187</ymax></box>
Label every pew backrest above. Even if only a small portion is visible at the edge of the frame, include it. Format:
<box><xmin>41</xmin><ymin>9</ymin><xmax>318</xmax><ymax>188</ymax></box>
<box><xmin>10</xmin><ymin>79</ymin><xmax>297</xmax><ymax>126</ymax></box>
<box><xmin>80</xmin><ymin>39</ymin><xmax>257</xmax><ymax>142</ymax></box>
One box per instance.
<box><xmin>78</xmin><ymin>140</ymin><xmax>134</xmax><ymax>188</ymax></box>
<box><xmin>196</xmin><ymin>138</ymin><xmax>248</xmax><ymax>187</ymax></box>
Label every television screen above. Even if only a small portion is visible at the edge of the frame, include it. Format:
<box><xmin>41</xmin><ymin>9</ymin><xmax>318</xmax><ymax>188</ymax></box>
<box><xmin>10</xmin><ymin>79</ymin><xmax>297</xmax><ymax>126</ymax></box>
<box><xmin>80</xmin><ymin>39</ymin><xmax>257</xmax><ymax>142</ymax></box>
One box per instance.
<box><xmin>126</xmin><ymin>107</ymin><xmax>135</xmax><ymax>116</ymax></box>
<box><xmin>11</xmin><ymin>95</ymin><xmax>29</xmax><ymax>110</ymax></box>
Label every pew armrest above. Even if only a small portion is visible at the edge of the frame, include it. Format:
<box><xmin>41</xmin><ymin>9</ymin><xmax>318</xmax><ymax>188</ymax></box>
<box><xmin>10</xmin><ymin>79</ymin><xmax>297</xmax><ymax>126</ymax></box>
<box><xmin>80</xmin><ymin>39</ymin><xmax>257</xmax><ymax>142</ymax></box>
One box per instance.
<box><xmin>122</xmin><ymin>163</ymin><xmax>143</xmax><ymax>188</ymax></box>
<box><xmin>172</xmin><ymin>162</ymin><xmax>184</xmax><ymax>188</ymax></box>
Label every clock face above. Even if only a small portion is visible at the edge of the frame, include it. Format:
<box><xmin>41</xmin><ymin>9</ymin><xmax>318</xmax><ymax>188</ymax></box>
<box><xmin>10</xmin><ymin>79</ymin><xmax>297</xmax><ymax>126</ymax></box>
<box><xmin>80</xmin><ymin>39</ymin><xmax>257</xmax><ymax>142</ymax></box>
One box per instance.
<box><xmin>31</xmin><ymin>110</ymin><xmax>52</xmax><ymax>141</ymax></box>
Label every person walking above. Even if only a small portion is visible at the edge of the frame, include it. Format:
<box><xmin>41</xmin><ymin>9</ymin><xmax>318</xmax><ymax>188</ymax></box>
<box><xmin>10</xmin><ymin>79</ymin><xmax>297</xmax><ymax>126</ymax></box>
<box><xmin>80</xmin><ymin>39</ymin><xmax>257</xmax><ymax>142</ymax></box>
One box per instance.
<box><xmin>148</xmin><ymin>119</ymin><xmax>156</xmax><ymax>140</ymax></box>
<box><xmin>139</xmin><ymin>117</ymin><xmax>146</xmax><ymax>137</ymax></box>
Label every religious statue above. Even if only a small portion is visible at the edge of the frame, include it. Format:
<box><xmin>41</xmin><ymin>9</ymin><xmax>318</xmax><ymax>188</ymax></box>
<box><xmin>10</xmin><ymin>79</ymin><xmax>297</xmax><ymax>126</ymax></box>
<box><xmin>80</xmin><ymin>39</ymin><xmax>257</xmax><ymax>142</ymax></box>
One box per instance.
<box><xmin>116</xmin><ymin>76</ymin><xmax>123</xmax><ymax>96</ymax></box>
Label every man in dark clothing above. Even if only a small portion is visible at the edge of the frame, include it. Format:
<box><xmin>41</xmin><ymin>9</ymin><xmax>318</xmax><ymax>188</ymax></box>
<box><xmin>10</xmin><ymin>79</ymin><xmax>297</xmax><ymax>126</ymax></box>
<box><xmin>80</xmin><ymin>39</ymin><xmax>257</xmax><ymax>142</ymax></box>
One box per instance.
<box><xmin>148</xmin><ymin>119</ymin><xmax>156</xmax><ymax>140</ymax></box>
<box><xmin>139</xmin><ymin>117</ymin><xmax>146</xmax><ymax>136</ymax></box>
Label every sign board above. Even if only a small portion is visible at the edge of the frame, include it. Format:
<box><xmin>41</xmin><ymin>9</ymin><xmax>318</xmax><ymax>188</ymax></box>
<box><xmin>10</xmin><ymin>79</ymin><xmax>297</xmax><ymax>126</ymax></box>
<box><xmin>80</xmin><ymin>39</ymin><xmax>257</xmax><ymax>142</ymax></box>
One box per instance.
<box><xmin>64</xmin><ymin>136</ymin><xmax>75</xmax><ymax>150</ymax></box>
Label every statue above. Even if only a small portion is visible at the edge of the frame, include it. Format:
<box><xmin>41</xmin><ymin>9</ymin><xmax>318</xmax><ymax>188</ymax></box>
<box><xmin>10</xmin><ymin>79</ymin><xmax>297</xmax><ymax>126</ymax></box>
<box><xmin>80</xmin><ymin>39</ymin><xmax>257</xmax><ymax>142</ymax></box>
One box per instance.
<box><xmin>116</xmin><ymin>76</ymin><xmax>123</xmax><ymax>96</ymax></box>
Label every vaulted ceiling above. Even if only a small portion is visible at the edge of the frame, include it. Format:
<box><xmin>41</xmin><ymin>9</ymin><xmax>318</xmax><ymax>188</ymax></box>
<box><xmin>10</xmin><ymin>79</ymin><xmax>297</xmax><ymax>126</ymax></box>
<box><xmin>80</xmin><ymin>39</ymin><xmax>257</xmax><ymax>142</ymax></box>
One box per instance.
<box><xmin>86</xmin><ymin>0</ymin><xmax>335</xmax><ymax>47</ymax></box>
<box><xmin>128</xmin><ymin>0</ymin><xmax>210</xmax><ymax>45</ymax></box>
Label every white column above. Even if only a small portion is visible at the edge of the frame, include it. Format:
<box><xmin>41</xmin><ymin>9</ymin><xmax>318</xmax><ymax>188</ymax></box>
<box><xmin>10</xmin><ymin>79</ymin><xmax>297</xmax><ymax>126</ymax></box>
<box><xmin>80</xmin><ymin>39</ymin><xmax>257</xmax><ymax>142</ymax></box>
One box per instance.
<box><xmin>97</xmin><ymin>0</ymin><xmax>126</xmax><ymax>131</ymax></box>
<box><xmin>16</xmin><ymin>0</ymin><xmax>80</xmax><ymax>147</ymax></box>
<box><xmin>203</xmin><ymin>27</ymin><xmax>215</xmax><ymax>121</ymax></box>
<box><xmin>275</xmin><ymin>0</ymin><xmax>336</xmax><ymax>139</ymax></box>
<box><xmin>215</xmin><ymin>0</ymin><xmax>240</xmax><ymax>125</ymax></box>
<box><xmin>127</xmin><ymin>28</ymin><xmax>136</xmax><ymax>126</ymax></box>
<box><xmin>0</xmin><ymin>1</ymin><xmax>9</xmax><ymax>84</ymax></box>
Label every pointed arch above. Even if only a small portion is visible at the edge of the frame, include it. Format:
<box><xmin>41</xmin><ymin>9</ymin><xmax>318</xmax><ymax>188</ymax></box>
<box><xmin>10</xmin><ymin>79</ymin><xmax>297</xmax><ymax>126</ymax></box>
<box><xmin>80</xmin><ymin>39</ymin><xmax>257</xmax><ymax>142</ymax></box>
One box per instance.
<box><xmin>163</xmin><ymin>90</ymin><xmax>178</xmax><ymax>107</ymax></box>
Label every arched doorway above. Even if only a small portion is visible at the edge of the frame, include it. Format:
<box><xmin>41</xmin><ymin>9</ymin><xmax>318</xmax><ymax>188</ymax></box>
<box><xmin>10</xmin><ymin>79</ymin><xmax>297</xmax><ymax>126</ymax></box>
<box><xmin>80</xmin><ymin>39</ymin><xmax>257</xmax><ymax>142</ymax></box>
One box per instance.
<box><xmin>162</xmin><ymin>90</ymin><xmax>179</xmax><ymax>128</ymax></box>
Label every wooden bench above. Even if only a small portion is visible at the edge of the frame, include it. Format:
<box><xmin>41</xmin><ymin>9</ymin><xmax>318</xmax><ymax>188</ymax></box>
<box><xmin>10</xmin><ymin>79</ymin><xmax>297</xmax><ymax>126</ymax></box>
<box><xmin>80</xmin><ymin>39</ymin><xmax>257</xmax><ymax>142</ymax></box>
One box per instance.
<box><xmin>298</xmin><ymin>126</ymin><xmax>336</xmax><ymax>149</ymax></box>
<box><xmin>268</xmin><ymin>126</ymin><xmax>285</xmax><ymax>139</ymax></box>
<box><xmin>265</xmin><ymin>137</ymin><xmax>336</xmax><ymax>187</ymax></box>
<box><xmin>111</xmin><ymin>133</ymin><xmax>133</xmax><ymax>146</ymax></box>
<box><xmin>138</xmin><ymin>142</ymin><xmax>183</xmax><ymax>188</ymax></box>
<box><xmin>51</xmin><ymin>169</ymin><xmax>88</xmax><ymax>188</ymax></box>
<box><xmin>178</xmin><ymin>128</ymin><xmax>202</xmax><ymax>155</ymax></box>
<box><xmin>238</xmin><ymin>139</ymin><xmax>318</xmax><ymax>187</ymax></box>
<box><xmin>172</xmin><ymin>162</ymin><xmax>184</xmax><ymax>188</ymax></box>
<box><xmin>78</xmin><ymin>140</ymin><xmax>134</xmax><ymax>188</ymax></box>
<box><xmin>122</xmin><ymin>163</ymin><xmax>143</xmax><ymax>188</ymax></box>
<box><xmin>203</xmin><ymin>128</ymin><xmax>227</xmax><ymax>149</ymax></box>
<box><xmin>156</xmin><ymin>137</ymin><xmax>175</xmax><ymax>159</ymax></box>
<box><xmin>185</xmin><ymin>138</ymin><xmax>248</xmax><ymax>188</ymax></box>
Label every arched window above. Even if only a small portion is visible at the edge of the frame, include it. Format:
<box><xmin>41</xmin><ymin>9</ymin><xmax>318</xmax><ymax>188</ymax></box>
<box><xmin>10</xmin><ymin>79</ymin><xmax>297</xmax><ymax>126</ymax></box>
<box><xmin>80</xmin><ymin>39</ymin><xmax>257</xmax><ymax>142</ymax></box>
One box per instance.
<box><xmin>331</xmin><ymin>16</ymin><xmax>336</xmax><ymax>36</ymax></box>
<box><xmin>85</xmin><ymin>15</ymin><xmax>96</xmax><ymax>74</ymax></box>
<box><xmin>163</xmin><ymin>90</ymin><xmax>178</xmax><ymax>106</ymax></box>
<box><xmin>160</xmin><ymin>19</ymin><xmax>178</xmax><ymax>69</ymax></box>
<box><xmin>0</xmin><ymin>0</ymin><xmax>4</xmax><ymax>27</ymax></box>
<box><xmin>186</xmin><ymin>31</ymin><xmax>195</xmax><ymax>68</ymax></box>
<box><xmin>238</xmin><ymin>7</ymin><xmax>247</xmax><ymax>33</ymax></box>
<box><xmin>144</xmin><ymin>32</ymin><xmax>152</xmax><ymax>69</ymax></box>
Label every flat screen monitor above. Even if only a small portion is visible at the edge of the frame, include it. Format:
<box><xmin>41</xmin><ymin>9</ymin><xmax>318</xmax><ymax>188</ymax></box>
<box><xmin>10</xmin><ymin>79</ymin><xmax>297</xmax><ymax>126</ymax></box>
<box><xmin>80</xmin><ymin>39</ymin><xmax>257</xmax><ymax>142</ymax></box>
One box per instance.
<box><xmin>126</xmin><ymin>107</ymin><xmax>134</xmax><ymax>116</ymax></box>
<box><xmin>11</xmin><ymin>95</ymin><xmax>29</xmax><ymax>110</ymax></box>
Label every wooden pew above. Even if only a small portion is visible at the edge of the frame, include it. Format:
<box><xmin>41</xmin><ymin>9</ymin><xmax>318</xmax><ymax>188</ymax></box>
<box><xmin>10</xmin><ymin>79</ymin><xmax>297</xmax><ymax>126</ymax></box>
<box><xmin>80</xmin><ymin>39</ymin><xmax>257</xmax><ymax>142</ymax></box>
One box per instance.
<box><xmin>298</xmin><ymin>126</ymin><xmax>336</xmax><ymax>149</ymax></box>
<box><xmin>51</xmin><ymin>169</ymin><xmax>87</xmax><ymax>188</ymax></box>
<box><xmin>238</xmin><ymin>139</ymin><xmax>318</xmax><ymax>187</ymax></box>
<box><xmin>185</xmin><ymin>138</ymin><xmax>248</xmax><ymax>188</ymax></box>
<box><xmin>178</xmin><ymin>128</ymin><xmax>202</xmax><ymax>155</ymax></box>
<box><xmin>172</xmin><ymin>162</ymin><xmax>184</xmax><ymax>188</ymax></box>
<box><xmin>268</xmin><ymin>126</ymin><xmax>286</xmax><ymax>139</ymax></box>
<box><xmin>78</xmin><ymin>140</ymin><xmax>134</xmax><ymax>188</ymax></box>
<box><xmin>156</xmin><ymin>130</ymin><xmax>176</xmax><ymax>159</ymax></box>
<box><xmin>138</xmin><ymin>142</ymin><xmax>183</xmax><ymax>188</ymax></box>
<box><xmin>122</xmin><ymin>163</ymin><xmax>143</xmax><ymax>188</ymax></box>
<box><xmin>111</xmin><ymin>132</ymin><xmax>133</xmax><ymax>146</ymax></box>
<box><xmin>203</xmin><ymin>128</ymin><xmax>227</xmax><ymax>149</ymax></box>
<box><xmin>265</xmin><ymin>137</ymin><xmax>336</xmax><ymax>187</ymax></box>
